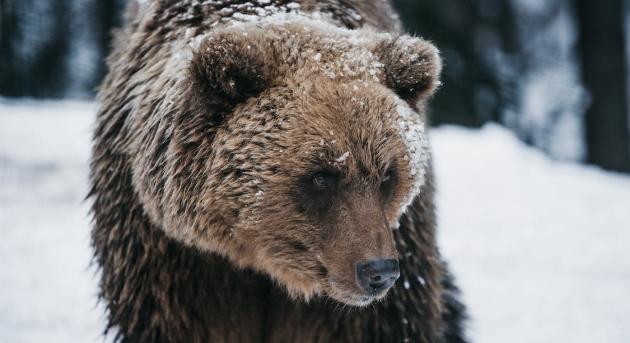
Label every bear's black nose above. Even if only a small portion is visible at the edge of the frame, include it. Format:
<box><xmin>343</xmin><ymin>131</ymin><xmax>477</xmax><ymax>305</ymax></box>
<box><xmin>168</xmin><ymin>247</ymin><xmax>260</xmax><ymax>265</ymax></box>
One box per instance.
<box><xmin>356</xmin><ymin>259</ymin><xmax>400</xmax><ymax>294</ymax></box>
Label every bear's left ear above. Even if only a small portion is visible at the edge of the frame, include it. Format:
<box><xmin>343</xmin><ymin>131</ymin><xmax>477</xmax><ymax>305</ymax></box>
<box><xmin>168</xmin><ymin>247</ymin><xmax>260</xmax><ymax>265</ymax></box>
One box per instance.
<box><xmin>187</xmin><ymin>32</ymin><xmax>275</xmax><ymax>118</ymax></box>
<box><xmin>374</xmin><ymin>36</ymin><xmax>442</xmax><ymax>105</ymax></box>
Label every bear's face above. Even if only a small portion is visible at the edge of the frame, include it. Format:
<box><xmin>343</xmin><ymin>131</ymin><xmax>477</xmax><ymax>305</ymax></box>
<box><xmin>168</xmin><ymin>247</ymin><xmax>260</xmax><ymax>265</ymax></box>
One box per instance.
<box><xmin>140</xmin><ymin>19</ymin><xmax>441</xmax><ymax>306</ymax></box>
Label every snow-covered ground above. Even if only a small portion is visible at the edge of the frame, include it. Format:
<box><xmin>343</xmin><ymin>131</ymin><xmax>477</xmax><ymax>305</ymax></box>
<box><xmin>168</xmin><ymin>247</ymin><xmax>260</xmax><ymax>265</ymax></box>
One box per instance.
<box><xmin>1</xmin><ymin>100</ymin><xmax>629</xmax><ymax>342</ymax></box>
<box><xmin>433</xmin><ymin>126</ymin><xmax>630</xmax><ymax>342</ymax></box>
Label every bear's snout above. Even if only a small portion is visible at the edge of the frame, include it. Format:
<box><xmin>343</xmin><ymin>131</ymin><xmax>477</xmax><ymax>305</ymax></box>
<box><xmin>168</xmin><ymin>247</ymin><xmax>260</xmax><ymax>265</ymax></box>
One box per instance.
<box><xmin>356</xmin><ymin>259</ymin><xmax>400</xmax><ymax>295</ymax></box>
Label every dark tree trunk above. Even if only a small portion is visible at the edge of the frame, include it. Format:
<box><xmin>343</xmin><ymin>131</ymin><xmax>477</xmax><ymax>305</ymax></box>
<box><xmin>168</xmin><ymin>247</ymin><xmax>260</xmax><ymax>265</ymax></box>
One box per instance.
<box><xmin>575</xmin><ymin>0</ymin><xmax>630</xmax><ymax>172</ymax></box>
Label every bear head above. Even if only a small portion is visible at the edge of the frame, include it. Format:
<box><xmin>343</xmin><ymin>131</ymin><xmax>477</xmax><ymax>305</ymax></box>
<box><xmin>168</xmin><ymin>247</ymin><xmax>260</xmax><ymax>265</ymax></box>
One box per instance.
<box><xmin>131</xmin><ymin>17</ymin><xmax>441</xmax><ymax>306</ymax></box>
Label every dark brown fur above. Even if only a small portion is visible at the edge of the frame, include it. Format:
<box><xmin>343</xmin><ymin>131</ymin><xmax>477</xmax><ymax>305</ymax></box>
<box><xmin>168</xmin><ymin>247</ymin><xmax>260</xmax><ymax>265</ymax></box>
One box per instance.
<box><xmin>90</xmin><ymin>1</ymin><xmax>467</xmax><ymax>342</ymax></box>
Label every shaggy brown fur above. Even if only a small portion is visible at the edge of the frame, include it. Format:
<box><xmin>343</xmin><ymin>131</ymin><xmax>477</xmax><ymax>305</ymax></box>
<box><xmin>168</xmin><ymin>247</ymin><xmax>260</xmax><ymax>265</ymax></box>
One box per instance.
<box><xmin>90</xmin><ymin>0</ymin><xmax>467</xmax><ymax>342</ymax></box>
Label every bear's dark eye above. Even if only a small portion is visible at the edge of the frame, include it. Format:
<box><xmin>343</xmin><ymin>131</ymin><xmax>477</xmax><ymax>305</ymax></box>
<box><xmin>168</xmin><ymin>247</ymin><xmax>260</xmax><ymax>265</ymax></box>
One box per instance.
<box><xmin>381</xmin><ymin>169</ymin><xmax>397</xmax><ymax>201</ymax></box>
<box><xmin>293</xmin><ymin>171</ymin><xmax>339</xmax><ymax>215</ymax></box>
<box><xmin>382</xmin><ymin>172</ymin><xmax>393</xmax><ymax>184</ymax></box>
<box><xmin>312</xmin><ymin>172</ymin><xmax>336</xmax><ymax>191</ymax></box>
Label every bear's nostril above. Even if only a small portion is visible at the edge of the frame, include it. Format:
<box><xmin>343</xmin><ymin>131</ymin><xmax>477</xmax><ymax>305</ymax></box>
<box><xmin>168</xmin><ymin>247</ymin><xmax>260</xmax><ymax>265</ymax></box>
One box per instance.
<box><xmin>356</xmin><ymin>259</ymin><xmax>400</xmax><ymax>294</ymax></box>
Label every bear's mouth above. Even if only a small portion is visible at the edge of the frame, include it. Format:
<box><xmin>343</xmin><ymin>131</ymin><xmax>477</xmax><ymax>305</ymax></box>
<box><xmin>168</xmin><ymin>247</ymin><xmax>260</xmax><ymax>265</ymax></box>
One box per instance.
<box><xmin>326</xmin><ymin>279</ymin><xmax>391</xmax><ymax>307</ymax></box>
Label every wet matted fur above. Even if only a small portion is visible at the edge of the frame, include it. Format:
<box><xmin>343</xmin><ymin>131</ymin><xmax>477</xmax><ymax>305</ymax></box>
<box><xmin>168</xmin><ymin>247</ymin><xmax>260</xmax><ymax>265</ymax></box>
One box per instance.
<box><xmin>89</xmin><ymin>0</ymin><xmax>468</xmax><ymax>342</ymax></box>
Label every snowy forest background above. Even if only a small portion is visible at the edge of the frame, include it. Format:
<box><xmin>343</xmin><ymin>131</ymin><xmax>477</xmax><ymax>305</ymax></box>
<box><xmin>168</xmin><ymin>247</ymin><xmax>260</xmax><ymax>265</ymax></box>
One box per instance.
<box><xmin>2</xmin><ymin>0</ymin><xmax>630</xmax><ymax>172</ymax></box>
<box><xmin>2</xmin><ymin>1</ymin><xmax>630</xmax><ymax>342</ymax></box>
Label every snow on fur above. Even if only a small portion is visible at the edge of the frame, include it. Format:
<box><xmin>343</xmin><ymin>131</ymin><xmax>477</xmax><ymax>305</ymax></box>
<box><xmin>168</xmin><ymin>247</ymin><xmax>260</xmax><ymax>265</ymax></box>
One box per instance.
<box><xmin>394</xmin><ymin>97</ymin><xmax>430</xmax><ymax>212</ymax></box>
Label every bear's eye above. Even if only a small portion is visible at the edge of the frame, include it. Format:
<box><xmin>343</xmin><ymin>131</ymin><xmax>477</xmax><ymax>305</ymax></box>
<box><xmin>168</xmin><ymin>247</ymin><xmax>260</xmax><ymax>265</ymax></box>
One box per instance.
<box><xmin>381</xmin><ymin>169</ymin><xmax>397</xmax><ymax>200</ymax></box>
<box><xmin>382</xmin><ymin>172</ymin><xmax>393</xmax><ymax>184</ymax></box>
<box><xmin>312</xmin><ymin>172</ymin><xmax>336</xmax><ymax>191</ymax></box>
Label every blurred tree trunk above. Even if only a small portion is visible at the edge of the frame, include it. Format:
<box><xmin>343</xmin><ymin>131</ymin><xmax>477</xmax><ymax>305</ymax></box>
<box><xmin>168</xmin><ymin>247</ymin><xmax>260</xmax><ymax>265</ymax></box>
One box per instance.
<box><xmin>0</xmin><ymin>0</ymin><xmax>22</xmax><ymax>96</ymax></box>
<box><xmin>93</xmin><ymin>0</ymin><xmax>125</xmax><ymax>89</ymax></box>
<box><xmin>0</xmin><ymin>0</ymin><xmax>70</xmax><ymax>98</ymax></box>
<box><xmin>575</xmin><ymin>0</ymin><xmax>630</xmax><ymax>172</ymax></box>
<box><xmin>0</xmin><ymin>0</ymin><xmax>125</xmax><ymax>98</ymax></box>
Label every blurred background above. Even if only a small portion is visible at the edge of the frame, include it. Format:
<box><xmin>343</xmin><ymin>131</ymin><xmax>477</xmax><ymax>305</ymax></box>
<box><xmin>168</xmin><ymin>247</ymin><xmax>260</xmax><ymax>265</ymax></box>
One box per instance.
<box><xmin>1</xmin><ymin>1</ymin><xmax>629</xmax><ymax>342</ymax></box>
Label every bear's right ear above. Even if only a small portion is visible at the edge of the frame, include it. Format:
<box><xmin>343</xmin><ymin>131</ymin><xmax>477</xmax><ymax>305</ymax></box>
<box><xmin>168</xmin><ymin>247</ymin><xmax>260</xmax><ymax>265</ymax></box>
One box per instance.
<box><xmin>188</xmin><ymin>33</ymin><xmax>273</xmax><ymax>117</ymax></box>
<box><xmin>374</xmin><ymin>36</ymin><xmax>442</xmax><ymax>106</ymax></box>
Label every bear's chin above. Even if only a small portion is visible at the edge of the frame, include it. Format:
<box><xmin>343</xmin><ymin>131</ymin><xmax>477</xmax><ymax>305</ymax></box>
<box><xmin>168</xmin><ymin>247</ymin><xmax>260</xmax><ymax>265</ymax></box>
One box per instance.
<box><xmin>280</xmin><ymin>275</ymin><xmax>390</xmax><ymax>307</ymax></box>
<box><xmin>327</xmin><ymin>292</ymin><xmax>389</xmax><ymax>307</ymax></box>
<box><xmin>324</xmin><ymin>280</ymin><xmax>391</xmax><ymax>307</ymax></box>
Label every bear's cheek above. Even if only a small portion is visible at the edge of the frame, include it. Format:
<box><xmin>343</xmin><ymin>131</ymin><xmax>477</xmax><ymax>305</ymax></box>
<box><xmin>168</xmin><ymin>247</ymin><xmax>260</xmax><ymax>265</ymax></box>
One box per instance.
<box><xmin>230</xmin><ymin>200</ymin><xmax>327</xmax><ymax>283</ymax></box>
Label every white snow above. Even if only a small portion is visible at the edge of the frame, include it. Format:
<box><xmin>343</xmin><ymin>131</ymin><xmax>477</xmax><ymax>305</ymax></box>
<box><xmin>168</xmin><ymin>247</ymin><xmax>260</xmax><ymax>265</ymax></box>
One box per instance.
<box><xmin>0</xmin><ymin>100</ymin><xmax>107</xmax><ymax>343</ymax></box>
<box><xmin>335</xmin><ymin>151</ymin><xmax>350</xmax><ymax>163</ymax></box>
<box><xmin>433</xmin><ymin>125</ymin><xmax>630</xmax><ymax>343</ymax></box>
<box><xmin>1</xmin><ymin>100</ymin><xmax>629</xmax><ymax>342</ymax></box>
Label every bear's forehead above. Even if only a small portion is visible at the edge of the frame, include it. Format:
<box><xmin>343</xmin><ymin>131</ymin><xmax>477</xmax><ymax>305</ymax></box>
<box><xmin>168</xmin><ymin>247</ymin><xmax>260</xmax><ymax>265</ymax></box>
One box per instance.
<box><xmin>293</xmin><ymin>84</ymin><xmax>399</xmax><ymax>141</ymax></box>
<box><xmin>228</xmin><ymin>80</ymin><xmax>426</xmax><ymax>182</ymax></box>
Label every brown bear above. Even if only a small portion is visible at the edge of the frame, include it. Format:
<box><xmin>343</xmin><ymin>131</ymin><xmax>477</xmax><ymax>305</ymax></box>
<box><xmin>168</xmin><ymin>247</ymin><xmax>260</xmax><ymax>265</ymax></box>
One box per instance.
<box><xmin>89</xmin><ymin>0</ymin><xmax>467</xmax><ymax>342</ymax></box>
